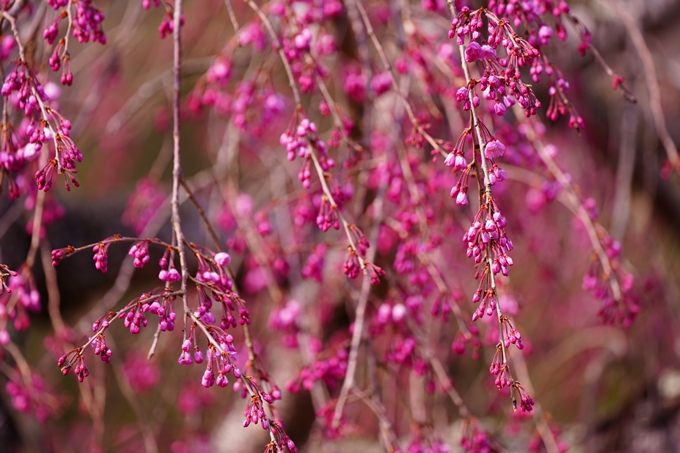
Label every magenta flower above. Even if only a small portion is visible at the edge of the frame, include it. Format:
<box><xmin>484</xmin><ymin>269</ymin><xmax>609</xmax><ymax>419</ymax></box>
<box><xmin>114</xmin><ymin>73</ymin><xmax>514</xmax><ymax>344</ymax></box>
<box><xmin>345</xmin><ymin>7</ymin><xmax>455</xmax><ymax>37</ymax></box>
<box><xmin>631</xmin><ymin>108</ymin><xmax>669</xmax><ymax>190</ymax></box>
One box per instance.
<box><xmin>371</xmin><ymin>71</ymin><xmax>392</xmax><ymax>96</ymax></box>
<box><xmin>214</xmin><ymin>252</ymin><xmax>231</xmax><ymax>267</ymax></box>
<box><xmin>464</xmin><ymin>41</ymin><xmax>482</xmax><ymax>62</ymax></box>
<box><xmin>538</xmin><ymin>25</ymin><xmax>553</xmax><ymax>46</ymax></box>
<box><xmin>484</xmin><ymin>139</ymin><xmax>506</xmax><ymax>159</ymax></box>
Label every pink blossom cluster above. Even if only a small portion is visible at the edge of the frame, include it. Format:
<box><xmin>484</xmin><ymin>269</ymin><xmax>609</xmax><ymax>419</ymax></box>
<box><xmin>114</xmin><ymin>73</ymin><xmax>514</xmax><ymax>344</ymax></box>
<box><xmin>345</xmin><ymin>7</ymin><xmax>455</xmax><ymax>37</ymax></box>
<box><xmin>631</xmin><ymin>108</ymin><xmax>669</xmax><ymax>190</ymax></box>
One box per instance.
<box><xmin>5</xmin><ymin>372</ymin><xmax>56</xmax><ymax>421</ymax></box>
<box><xmin>0</xmin><ymin>0</ymin><xmax>655</xmax><ymax>451</ymax></box>
<box><xmin>286</xmin><ymin>346</ymin><xmax>348</xmax><ymax>392</ymax></box>
<box><xmin>0</xmin><ymin>265</ymin><xmax>40</xmax><ymax>331</ymax></box>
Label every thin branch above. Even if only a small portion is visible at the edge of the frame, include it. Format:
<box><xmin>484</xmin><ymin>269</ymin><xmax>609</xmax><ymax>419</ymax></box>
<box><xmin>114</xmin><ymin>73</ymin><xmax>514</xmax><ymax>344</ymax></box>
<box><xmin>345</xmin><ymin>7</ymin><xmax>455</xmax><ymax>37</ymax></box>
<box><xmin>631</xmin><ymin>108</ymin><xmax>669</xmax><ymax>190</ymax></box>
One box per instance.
<box><xmin>180</xmin><ymin>177</ymin><xmax>222</xmax><ymax>251</ymax></box>
<box><xmin>72</xmin><ymin>170</ymin><xmax>214</xmax><ymax>337</ymax></box>
<box><xmin>223</xmin><ymin>0</ymin><xmax>240</xmax><ymax>34</ymax></box>
<box><xmin>40</xmin><ymin>241</ymin><xmax>67</xmax><ymax>336</ymax></box>
<box><xmin>108</xmin><ymin>337</ymin><xmax>160</xmax><ymax>453</ymax></box>
<box><xmin>599</xmin><ymin>0</ymin><xmax>679</xmax><ymax>172</ymax></box>
<box><xmin>352</xmin><ymin>388</ymin><xmax>401</xmax><ymax>452</ymax></box>
<box><xmin>522</xmin><ymin>122</ymin><xmax>623</xmax><ymax>303</ymax></box>
<box><xmin>509</xmin><ymin>338</ymin><xmax>560</xmax><ymax>453</ymax></box>
<box><xmin>243</xmin><ymin>0</ymin><xmax>375</xmax><ymax>270</ymax></box>
<box><xmin>331</xmin><ymin>157</ymin><xmax>388</xmax><ymax>428</ymax></box>
<box><xmin>350</xmin><ymin>0</ymin><xmax>446</xmax><ymax>155</ymax></box>
<box><xmin>105</xmin><ymin>58</ymin><xmax>213</xmax><ymax>135</ymax></box>
<box><xmin>448</xmin><ymin>0</ymin><xmax>515</xmax><ymax>389</ymax></box>
<box><xmin>147</xmin><ymin>324</ymin><xmax>163</xmax><ymax>360</ymax></box>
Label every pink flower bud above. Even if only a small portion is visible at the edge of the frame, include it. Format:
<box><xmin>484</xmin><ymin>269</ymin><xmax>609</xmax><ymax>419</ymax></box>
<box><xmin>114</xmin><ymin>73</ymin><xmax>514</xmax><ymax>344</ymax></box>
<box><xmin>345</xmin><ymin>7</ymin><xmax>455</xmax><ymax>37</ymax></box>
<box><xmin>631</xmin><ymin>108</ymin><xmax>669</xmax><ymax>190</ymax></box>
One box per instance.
<box><xmin>455</xmin><ymin>86</ymin><xmax>468</xmax><ymax>101</ymax></box>
<box><xmin>391</xmin><ymin>304</ymin><xmax>407</xmax><ymax>322</ymax></box>
<box><xmin>167</xmin><ymin>268</ymin><xmax>181</xmax><ymax>282</ymax></box>
<box><xmin>538</xmin><ymin>25</ymin><xmax>553</xmax><ymax>46</ymax></box>
<box><xmin>480</xmin><ymin>44</ymin><xmax>496</xmax><ymax>60</ymax></box>
<box><xmin>456</xmin><ymin>190</ymin><xmax>468</xmax><ymax>206</ymax></box>
<box><xmin>465</xmin><ymin>42</ymin><xmax>482</xmax><ymax>62</ymax></box>
<box><xmin>484</xmin><ymin>140</ymin><xmax>506</xmax><ymax>159</ymax></box>
<box><xmin>294</xmin><ymin>28</ymin><xmax>312</xmax><ymax>50</ymax></box>
<box><xmin>214</xmin><ymin>252</ymin><xmax>231</xmax><ymax>267</ymax></box>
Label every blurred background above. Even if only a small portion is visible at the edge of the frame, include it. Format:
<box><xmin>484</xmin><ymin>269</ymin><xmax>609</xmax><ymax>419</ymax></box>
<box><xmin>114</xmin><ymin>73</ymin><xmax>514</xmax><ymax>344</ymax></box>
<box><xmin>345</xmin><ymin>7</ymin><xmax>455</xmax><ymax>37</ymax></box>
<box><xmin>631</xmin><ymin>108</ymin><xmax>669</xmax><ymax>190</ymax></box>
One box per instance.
<box><xmin>2</xmin><ymin>0</ymin><xmax>680</xmax><ymax>452</ymax></box>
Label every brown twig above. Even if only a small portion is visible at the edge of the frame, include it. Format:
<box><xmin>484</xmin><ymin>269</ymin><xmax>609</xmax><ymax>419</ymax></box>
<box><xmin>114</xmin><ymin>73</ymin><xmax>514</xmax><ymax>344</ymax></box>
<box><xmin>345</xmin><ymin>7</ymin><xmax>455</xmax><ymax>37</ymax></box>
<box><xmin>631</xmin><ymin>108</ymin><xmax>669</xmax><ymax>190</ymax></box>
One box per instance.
<box><xmin>331</xmin><ymin>154</ymin><xmax>388</xmax><ymax>428</ymax></box>
<box><xmin>108</xmin><ymin>337</ymin><xmax>160</xmax><ymax>453</ymax></box>
<box><xmin>350</xmin><ymin>0</ymin><xmax>446</xmax><ymax>156</ymax></box>
<box><xmin>599</xmin><ymin>0</ymin><xmax>679</xmax><ymax>172</ymax></box>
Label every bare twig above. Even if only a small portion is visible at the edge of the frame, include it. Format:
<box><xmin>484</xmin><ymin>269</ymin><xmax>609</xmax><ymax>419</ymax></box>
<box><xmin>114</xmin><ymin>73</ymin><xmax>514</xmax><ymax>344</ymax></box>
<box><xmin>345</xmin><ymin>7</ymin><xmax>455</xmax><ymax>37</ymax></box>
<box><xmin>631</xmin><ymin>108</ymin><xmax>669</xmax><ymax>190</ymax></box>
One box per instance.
<box><xmin>105</xmin><ymin>58</ymin><xmax>213</xmax><ymax>135</ymax></box>
<box><xmin>223</xmin><ymin>0</ymin><xmax>240</xmax><ymax>35</ymax></box>
<box><xmin>612</xmin><ymin>105</ymin><xmax>638</xmax><ymax>240</ymax></box>
<box><xmin>350</xmin><ymin>0</ymin><xmax>446</xmax><ymax>156</ymax></box>
<box><xmin>108</xmin><ymin>337</ymin><xmax>160</xmax><ymax>453</ymax></box>
<box><xmin>599</xmin><ymin>0</ymin><xmax>679</xmax><ymax>172</ymax></box>
<box><xmin>331</xmin><ymin>157</ymin><xmax>387</xmax><ymax>428</ymax></box>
